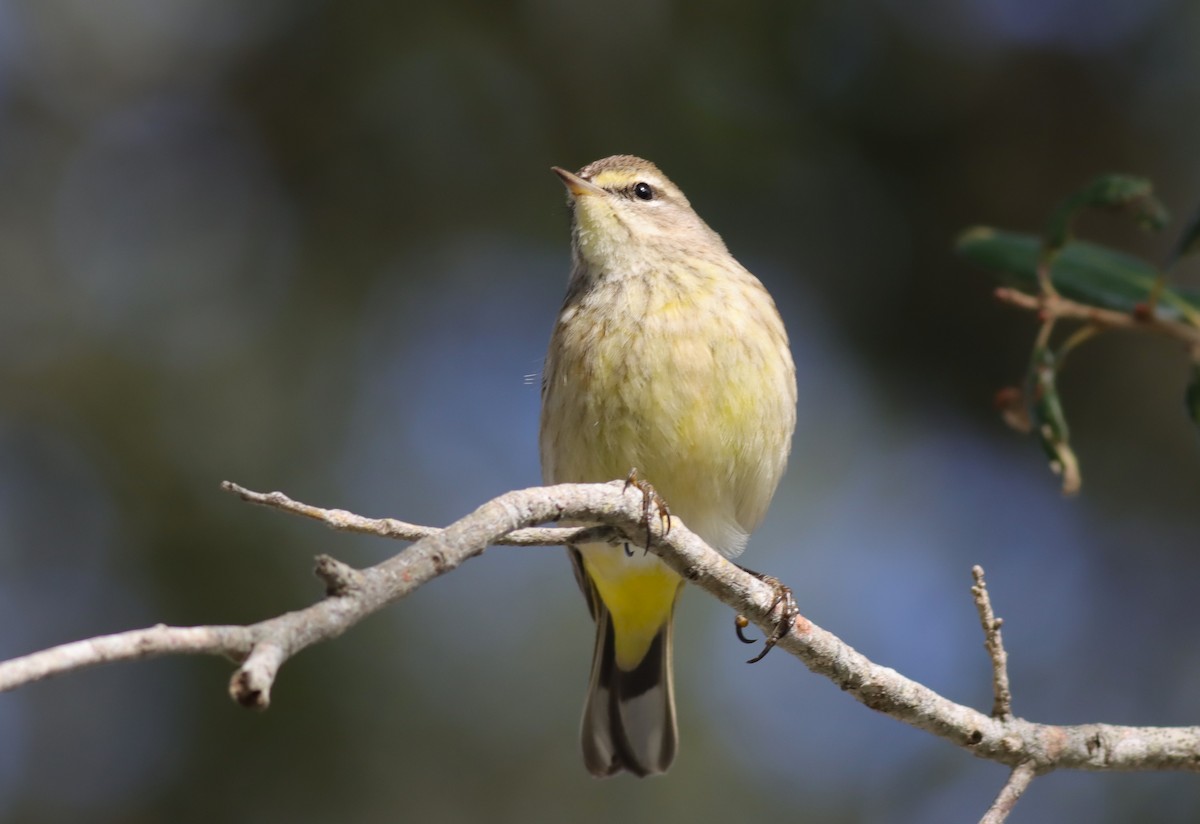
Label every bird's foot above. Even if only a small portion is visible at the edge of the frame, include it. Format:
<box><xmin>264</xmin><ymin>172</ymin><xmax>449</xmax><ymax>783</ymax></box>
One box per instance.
<box><xmin>623</xmin><ymin>468</ymin><xmax>671</xmax><ymax>554</ymax></box>
<box><xmin>734</xmin><ymin>567</ymin><xmax>798</xmax><ymax>663</ymax></box>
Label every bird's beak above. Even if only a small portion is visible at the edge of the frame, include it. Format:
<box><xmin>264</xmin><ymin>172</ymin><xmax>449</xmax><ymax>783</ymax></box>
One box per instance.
<box><xmin>552</xmin><ymin>166</ymin><xmax>606</xmax><ymax>198</ymax></box>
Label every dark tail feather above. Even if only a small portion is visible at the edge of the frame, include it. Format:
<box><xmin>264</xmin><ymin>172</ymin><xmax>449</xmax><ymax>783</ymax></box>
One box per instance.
<box><xmin>580</xmin><ymin>602</ymin><xmax>678</xmax><ymax>778</ymax></box>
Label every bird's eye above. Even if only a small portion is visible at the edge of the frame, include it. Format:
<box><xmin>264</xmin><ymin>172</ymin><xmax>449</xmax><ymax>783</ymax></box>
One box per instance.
<box><xmin>633</xmin><ymin>182</ymin><xmax>655</xmax><ymax>201</ymax></box>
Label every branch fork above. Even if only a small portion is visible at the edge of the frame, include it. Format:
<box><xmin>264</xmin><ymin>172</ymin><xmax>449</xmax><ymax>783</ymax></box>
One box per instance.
<box><xmin>0</xmin><ymin>481</ymin><xmax>1196</xmax><ymax>823</ymax></box>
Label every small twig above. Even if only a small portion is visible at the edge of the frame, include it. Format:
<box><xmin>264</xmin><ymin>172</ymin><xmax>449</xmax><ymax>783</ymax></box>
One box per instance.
<box><xmin>314</xmin><ymin>554</ymin><xmax>366</xmax><ymax>596</ymax></box>
<box><xmin>1035</xmin><ymin>258</ymin><xmax>1060</xmax><ymax>300</ymax></box>
<box><xmin>979</xmin><ymin>761</ymin><xmax>1039</xmax><ymax>824</ymax></box>
<box><xmin>994</xmin><ymin>288</ymin><xmax>1200</xmax><ymax>347</ymax></box>
<box><xmin>972</xmin><ymin>565</ymin><xmax>1013</xmax><ymax>720</ymax></box>
<box><xmin>1032</xmin><ymin>313</ymin><xmax>1057</xmax><ymax>352</ymax></box>
<box><xmin>220</xmin><ymin>481</ymin><xmax>619</xmax><ymax>547</ymax></box>
<box><xmin>1054</xmin><ymin>323</ymin><xmax>1103</xmax><ymax>368</ymax></box>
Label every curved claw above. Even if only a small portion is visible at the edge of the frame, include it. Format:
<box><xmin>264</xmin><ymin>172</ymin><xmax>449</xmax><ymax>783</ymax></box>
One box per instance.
<box><xmin>746</xmin><ymin>637</ymin><xmax>777</xmax><ymax>665</ymax></box>
<box><xmin>736</xmin><ymin>567</ymin><xmax>799</xmax><ymax>664</ymax></box>
<box><xmin>734</xmin><ymin>614</ymin><xmax>757</xmax><ymax>645</ymax></box>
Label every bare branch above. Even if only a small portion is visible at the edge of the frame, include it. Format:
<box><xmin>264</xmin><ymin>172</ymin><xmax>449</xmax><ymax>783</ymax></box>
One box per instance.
<box><xmin>0</xmin><ymin>482</ymin><xmax>642</xmax><ymax>707</ymax></box>
<box><xmin>221</xmin><ymin>481</ymin><xmax>619</xmax><ymax>547</ymax></box>
<box><xmin>972</xmin><ymin>565</ymin><xmax>1013</xmax><ymax>720</ymax></box>
<box><xmin>1</xmin><ymin>480</ymin><xmax>1200</xmax><ymax>784</ymax></box>
<box><xmin>979</xmin><ymin>761</ymin><xmax>1039</xmax><ymax>824</ymax></box>
<box><xmin>993</xmin><ymin>287</ymin><xmax>1200</xmax><ymax>347</ymax></box>
<box><xmin>0</xmin><ymin>624</ymin><xmax>253</xmax><ymax>692</ymax></box>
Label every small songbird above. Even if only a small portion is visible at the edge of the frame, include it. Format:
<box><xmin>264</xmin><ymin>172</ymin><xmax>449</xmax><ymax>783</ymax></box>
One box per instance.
<box><xmin>539</xmin><ymin>155</ymin><xmax>797</xmax><ymax>777</ymax></box>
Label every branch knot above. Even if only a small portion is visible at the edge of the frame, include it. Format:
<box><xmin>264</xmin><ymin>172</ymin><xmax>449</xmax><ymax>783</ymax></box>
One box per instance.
<box><xmin>314</xmin><ymin>554</ymin><xmax>365</xmax><ymax>597</ymax></box>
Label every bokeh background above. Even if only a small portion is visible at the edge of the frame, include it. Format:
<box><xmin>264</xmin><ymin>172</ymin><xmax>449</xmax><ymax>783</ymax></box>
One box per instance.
<box><xmin>2</xmin><ymin>1</ymin><xmax>1200</xmax><ymax>822</ymax></box>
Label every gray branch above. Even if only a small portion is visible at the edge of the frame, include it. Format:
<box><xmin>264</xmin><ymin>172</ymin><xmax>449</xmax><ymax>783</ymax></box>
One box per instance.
<box><xmin>0</xmin><ymin>479</ymin><xmax>1197</xmax><ymax>818</ymax></box>
<box><xmin>972</xmin><ymin>565</ymin><xmax>1014</xmax><ymax>720</ymax></box>
<box><xmin>979</xmin><ymin>761</ymin><xmax>1039</xmax><ymax>824</ymax></box>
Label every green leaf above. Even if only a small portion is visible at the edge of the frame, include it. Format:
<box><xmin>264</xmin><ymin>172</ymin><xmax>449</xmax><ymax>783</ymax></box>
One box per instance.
<box><xmin>1043</xmin><ymin>174</ymin><xmax>1169</xmax><ymax>253</ymax></box>
<box><xmin>957</xmin><ymin>227</ymin><xmax>1200</xmax><ymax>324</ymax></box>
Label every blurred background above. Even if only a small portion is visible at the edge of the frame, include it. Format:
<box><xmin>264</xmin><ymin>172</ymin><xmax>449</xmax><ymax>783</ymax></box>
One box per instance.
<box><xmin>2</xmin><ymin>1</ymin><xmax>1199</xmax><ymax>822</ymax></box>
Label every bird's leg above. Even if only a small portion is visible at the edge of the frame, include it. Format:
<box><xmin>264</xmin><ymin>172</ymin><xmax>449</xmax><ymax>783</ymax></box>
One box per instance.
<box><xmin>623</xmin><ymin>467</ymin><xmax>671</xmax><ymax>553</ymax></box>
<box><xmin>733</xmin><ymin>566</ymin><xmax>798</xmax><ymax>664</ymax></box>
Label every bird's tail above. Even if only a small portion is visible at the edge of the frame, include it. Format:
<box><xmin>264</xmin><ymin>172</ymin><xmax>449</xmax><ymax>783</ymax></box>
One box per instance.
<box><xmin>580</xmin><ymin>597</ymin><xmax>678</xmax><ymax>777</ymax></box>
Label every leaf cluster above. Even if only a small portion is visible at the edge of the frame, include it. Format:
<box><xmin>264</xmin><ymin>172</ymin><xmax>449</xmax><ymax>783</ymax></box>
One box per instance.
<box><xmin>958</xmin><ymin>175</ymin><xmax>1200</xmax><ymax>492</ymax></box>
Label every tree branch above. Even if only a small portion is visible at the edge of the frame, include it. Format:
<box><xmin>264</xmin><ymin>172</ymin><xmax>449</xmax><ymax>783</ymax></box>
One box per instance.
<box><xmin>979</xmin><ymin>761</ymin><xmax>1039</xmax><ymax>824</ymax></box>
<box><xmin>0</xmin><ymin>481</ymin><xmax>638</xmax><ymax>707</ymax></box>
<box><xmin>223</xmin><ymin>481</ymin><xmax>620</xmax><ymax>548</ymax></box>
<box><xmin>972</xmin><ymin>565</ymin><xmax>1013</xmax><ymax>720</ymax></box>
<box><xmin>1</xmin><ymin>480</ymin><xmax>1198</xmax><ymax>787</ymax></box>
<box><xmin>993</xmin><ymin>287</ymin><xmax>1200</xmax><ymax>347</ymax></box>
<box><xmin>0</xmin><ymin>624</ymin><xmax>254</xmax><ymax>693</ymax></box>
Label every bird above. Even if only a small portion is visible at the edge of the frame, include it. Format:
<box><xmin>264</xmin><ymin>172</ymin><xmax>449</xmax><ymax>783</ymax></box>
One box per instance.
<box><xmin>540</xmin><ymin>155</ymin><xmax>797</xmax><ymax>777</ymax></box>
